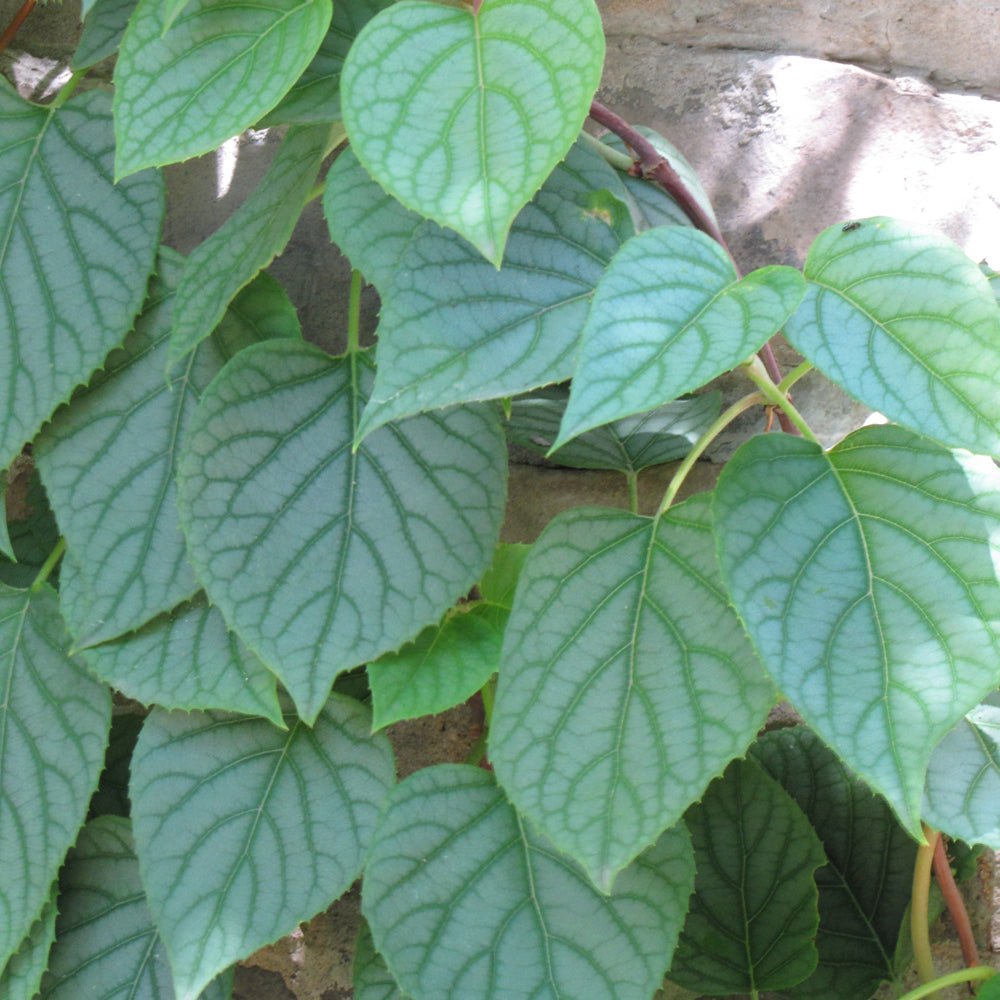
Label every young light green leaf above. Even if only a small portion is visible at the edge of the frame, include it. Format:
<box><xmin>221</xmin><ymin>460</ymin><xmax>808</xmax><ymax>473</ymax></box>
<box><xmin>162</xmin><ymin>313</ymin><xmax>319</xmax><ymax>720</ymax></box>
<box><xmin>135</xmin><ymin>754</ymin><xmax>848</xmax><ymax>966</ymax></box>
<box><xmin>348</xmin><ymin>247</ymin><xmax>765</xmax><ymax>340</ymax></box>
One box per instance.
<box><xmin>166</xmin><ymin>124</ymin><xmax>330</xmax><ymax>372</ymax></box>
<box><xmin>72</xmin><ymin>0</ymin><xmax>139</xmax><ymax>70</ymax></box>
<box><xmin>176</xmin><ymin>340</ymin><xmax>507</xmax><ymax>724</ymax></box>
<box><xmin>669</xmin><ymin>757</ymin><xmax>825</xmax><ymax>995</ymax></box>
<box><xmin>367</xmin><ymin>543</ymin><xmax>527</xmax><ymax>730</ymax></box>
<box><xmin>506</xmin><ymin>385</ymin><xmax>722</xmax><ymax>472</ymax></box>
<box><xmin>554</xmin><ymin>228</ymin><xmax>806</xmax><ymax>448</ymax></box>
<box><xmin>751</xmin><ymin>726</ymin><xmax>916</xmax><ymax>1000</ymax></box>
<box><xmin>80</xmin><ymin>592</ymin><xmax>282</xmax><ymax>725</ymax></box>
<box><xmin>924</xmin><ymin>695</ymin><xmax>1000</xmax><ymax>849</ymax></box>
<box><xmin>132</xmin><ymin>697</ymin><xmax>394</xmax><ymax>1000</ymax></box>
<box><xmin>341</xmin><ymin>0</ymin><xmax>605</xmax><ymax>264</ymax></box>
<box><xmin>714</xmin><ymin>424</ymin><xmax>1000</xmax><ymax>836</ymax></box>
<box><xmin>785</xmin><ymin>217</ymin><xmax>1000</xmax><ymax>457</ymax></box>
<box><xmin>0</xmin><ymin>81</ymin><xmax>163</xmax><ymax>474</ymax></box>
<box><xmin>0</xmin><ymin>584</ymin><xmax>111</xmax><ymax>971</ymax></box>
<box><xmin>113</xmin><ymin>0</ymin><xmax>333</xmax><ymax>178</ymax></box>
<box><xmin>363</xmin><ymin>764</ymin><xmax>695</xmax><ymax>1000</ymax></box>
<box><xmin>0</xmin><ymin>882</ymin><xmax>57</xmax><ymax>1000</ymax></box>
<box><xmin>35</xmin><ymin>252</ymin><xmax>297</xmax><ymax>649</ymax></box>
<box><xmin>355</xmin><ymin>138</ymin><xmax>635</xmax><ymax>440</ymax></box>
<box><xmin>260</xmin><ymin>0</ymin><xmax>393</xmax><ymax>125</ymax></box>
<box><xmin>491</xmin><ymin>494</ymin><xmax>775</xmax><ymax>891</ymax></box>
<box><xmin>37</xmin><ymin>816</ymin><xmax>232</xmax><ymax>1000</ymax></box>
<box><xmin>354</xmin><ymin>922</ymin><xmax>410</xmax><ymax>1000</ymax></box>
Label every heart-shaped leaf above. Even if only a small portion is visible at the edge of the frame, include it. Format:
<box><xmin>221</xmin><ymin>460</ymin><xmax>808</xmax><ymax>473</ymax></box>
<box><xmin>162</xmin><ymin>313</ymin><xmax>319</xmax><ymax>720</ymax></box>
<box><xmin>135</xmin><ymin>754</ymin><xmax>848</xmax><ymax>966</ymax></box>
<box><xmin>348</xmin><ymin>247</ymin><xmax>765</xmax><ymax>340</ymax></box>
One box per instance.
<box><xmin>784</xmin><ymin>217</ymin><xmax>1000</xmax><ymax>457</ymax></box>
<box><xmin>340</xmin><ymin>0</ymin><xmax>605</xmax><ymax>264</ymax></box>
<box><xmin>37</xmin><ymin>816</ymin><xmax>232</xmax><ymax>1000</ymax></box>
<box><xmin>491</xmin><ymin>493</ymin><xmax>775</xmax><ymax>891</ymax></box>
<box><xmin>554</xmin><ymin>227</ymin><xmax>806</xmax><ymax>448</ymax></box>
<box><xmin>0</xmin><ymin>81</ymin><xmax>162</xmax><ymax>474</ymax></box>
<box><xmin>113</xmin><ymin>0</ymin><xmax>333</xmax><ymax>177</ymax></box>
<box><xmin>0</xmin><ymin>584</ymin><xmax>111</xmax><ymax>971</ymax></box>
<box><xmin>668</xmin><ymin>757</ymin><xmax>825</xmax><ymax>995</ymax></box>
<box><xmin>714</xmin><ymin>424</ymin><xmax>1000</xmax><ymax>835</ymax></box>
<box><xmin>363</xmin><ymin>764</ymin><xmax>695</xmax><ymax>1000</ymax></box>
<box><xmin>352</xmin><ymin>138</ymin><xmax>634</xmax><ymax>440</ymax></box>
<box><xmin>35</xmin><ymin>252</ymin><xmax>298</xmax><ymax>648</ymax></box>
<box><xmin>751</xmin><ymin>727</ymin><xmax>916</xmax><ymax>1000</ymax></box>
<box><xmin>131</xmin><ymin>698</ymin><xmax>394</xmax><ymax>1000</ymax></box>
<box><xmin>0</xmin><ymin>882</ymin><xmax>57</xmax><ymax>1000</ymax></box>
<box><xmin>176</xmin><ymin>340</ymin><xmax>507</xmax><ymax>723</ymax></box>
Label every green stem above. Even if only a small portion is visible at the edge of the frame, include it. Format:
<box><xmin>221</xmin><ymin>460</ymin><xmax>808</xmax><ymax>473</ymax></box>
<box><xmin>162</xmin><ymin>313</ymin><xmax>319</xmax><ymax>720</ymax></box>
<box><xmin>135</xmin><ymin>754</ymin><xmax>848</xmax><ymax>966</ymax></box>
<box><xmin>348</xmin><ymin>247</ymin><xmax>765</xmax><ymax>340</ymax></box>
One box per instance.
<box><xmin>741</xmin><ymin>355</ymin><xmax>820</xmax><ymax>444</ymax></box>
<box><xmin>577</xmin><ymin>128</ymin><xmax>634</xmax><ymax>172</ymax></box>
<box><xmin>51</xmin><ymin>71</ymin><xmax>82</xmax><ymax>110</ymax></box>
<box><xmin>465</xmin><ymin>732</ymin><xmax>488</xmax><ymax>767</ymax></box>
<box><xmin>625</xmin><ymin>471</ymin><xmax>639</xmax><ymax>515</ymax></box>
<box><xmin>480</xmin><ymin>674</ymin><xmax>496</xmax><ymax>724</ymax></box>
<box><xmin>30</xmin><ymin>538</ymin><xmax>65</xmax><ymax>591</ymax></box>
<box><xmin>347</xmin><ymin>269</ymin><xmax>363</xmax><ymax>355</ymax></box>
<box><xmin>657</xmin><ymin>392</ymin><xmax>765</xmax><ymax>516</ymax></box>
<box><xmin>898</xmin><ymin>967</ymin><xmax>995</xmax><ymax>1000</ymax></box>
<box><xmin>912</xmin><ymin>825</ymin><xmax>939</xmax><ymax>987</ymax></box>
<box><xmin>304</xmin><ymin>181</ymin><xmax>325</xmax><ymax>206</ymax></box>
<box><xmin>778</xmin><ymin>360</ymin><xmax>814</xmax><ymax>395</ymax></box>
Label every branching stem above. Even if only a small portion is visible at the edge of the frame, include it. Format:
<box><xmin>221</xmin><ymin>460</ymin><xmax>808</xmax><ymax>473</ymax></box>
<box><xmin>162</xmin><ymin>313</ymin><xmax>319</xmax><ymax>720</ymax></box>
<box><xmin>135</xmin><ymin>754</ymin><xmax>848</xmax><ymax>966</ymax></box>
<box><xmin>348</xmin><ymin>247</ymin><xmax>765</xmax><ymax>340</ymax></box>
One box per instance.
<box><xmin>741</xmin><ymin>356</ymin><xmax>819</xmax><ymax>443</ymax></box>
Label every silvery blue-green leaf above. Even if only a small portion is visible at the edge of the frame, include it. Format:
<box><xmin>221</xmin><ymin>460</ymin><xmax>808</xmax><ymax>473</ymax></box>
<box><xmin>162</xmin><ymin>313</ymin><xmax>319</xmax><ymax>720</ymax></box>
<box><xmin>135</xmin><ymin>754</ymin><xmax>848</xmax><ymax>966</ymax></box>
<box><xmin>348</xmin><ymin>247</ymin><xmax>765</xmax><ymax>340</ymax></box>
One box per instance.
<box><xmin>0</xmin><ymin>80</ymin><xmax>162</xmax><ymax>474</ymax></box>
<box><xmin>113</xmin><ymin>0</ymin><xmax>333</xmax><ymax>177</ymax></box>
<box><xmin>0</xmin><ymin>883</ymin><xmax>57</xmax><ymax>1000</ymax></box>
<box><xmin>0</xmin><ymin>467</ymin><xmax>58</xmax><ymax>588</ymax></box>
<box><xmin>166</xmin><ymin>125</ymin><xmax>329</xmax><ymax>372</ymax></box>
<box><xmin>341</xmin><ymin>0</ymin><xmax>605</xmax><ymax>264</ymax></box>
<box><xmin>37</xmin><ymin>816</ymin><xmax>232</xmax><ymax>1000</ymax></box>
<box><xmin>72</xmin><ymin>0</ymin><xmax>139</xmax><ymax>70</ymax></box>
<box><xmin>714</xmin><ymin>424</ymin><xmax>1000</xmax><ymax>835</ymax></box>
<box><xmin>355</xmin><ymin>138</ymin><xmax>634</xmax><ymax>440</ymax></box>
<box><xmin>751</xmin><ymin>726</ymin><xmax>916</xmax><ymax>1000</ymax></box>
<box><xmin>367</xmin><ymin>543</ymin><xmax>527</xmax><ymax>730</ymax></box>
<box><xmin>506</xmin><ymin>385</ymin><xmax>722</xmax><ymax>472</ymax></box>
<box><xmin>0</xmin><ymin>583</ymin><xmax>111</xmax><ymax>971</ymax></box>
<box><xmin>924</xmin><ymin>694</ymin><xmax>1000</xmax><ymax>849</ymax></box>
<box><xmin>354</xmin><ymin>922</ymin><xmax>410</xmax><ymax>1000</ymax></box>
<box><xmin>35</xmin><ymin>252</ymin><xmax>297</xmax><ymax>649</ymax></box>
<box><xmin>491</xmin><ymin>493</ymin><xmax>775</xmax><ymax>891</ymax></box>
<box><xmin>176</xmin><ymin>341</ymin><xmax>507</xmax><ymax>723</ymax></box>
<box><xmin>785</xmin><ymin>217</ymin><xmax>1000</xmax><ymax>457</ymax></box>
<box><xmin>132</xmin><ymin>697</ymin><xmax>394</xmax><ymax>1000</ymax></box>
<box><xmin>363</xmin><ymin>764</ymin><xmax>695</xmax><ymax>1000</ymax></box>
<box><xmin>669</xmin><ymin>757</ymin><xmax>824</xmax><ymax>995</ymax></box>
<box><xmin>260</xmin><ymin>0</ymin><xmax>393</xmax><ymax>125</ymax></box>
<box><xmin>81</xmin><ymin>593</ymin><xmax>282</xmax><ymax>725</ymax></box>
<box><xmin>554</xmin><ymin>227</ymin><xmax>806</xmax><ymax>447</ymax></box>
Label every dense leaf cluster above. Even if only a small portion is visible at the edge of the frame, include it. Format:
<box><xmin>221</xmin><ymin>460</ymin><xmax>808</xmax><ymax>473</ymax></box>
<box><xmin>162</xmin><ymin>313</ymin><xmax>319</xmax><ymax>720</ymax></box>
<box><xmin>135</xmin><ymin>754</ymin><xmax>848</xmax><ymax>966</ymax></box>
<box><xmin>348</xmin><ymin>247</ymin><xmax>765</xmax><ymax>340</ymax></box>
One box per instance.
<box><xmin>2</xmin><ymin>1</ymin><xmax>1000</xmax><ymax>998</ymax></box>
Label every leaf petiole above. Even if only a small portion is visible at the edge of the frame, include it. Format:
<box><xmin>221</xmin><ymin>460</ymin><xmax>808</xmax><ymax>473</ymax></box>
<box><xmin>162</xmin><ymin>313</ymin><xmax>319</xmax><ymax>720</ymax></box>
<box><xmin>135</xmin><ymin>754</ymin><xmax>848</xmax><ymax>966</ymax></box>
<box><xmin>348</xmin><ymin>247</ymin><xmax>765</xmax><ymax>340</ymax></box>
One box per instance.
<box><xmin>30</xmin><ymin>537</ymin><xmax>65</xmax><ymax>591</ymax></box>
<box><xmin>898</xmin><ymin>966</ymin><xmax>995</xmax><ymax>1000</ymax></box>
<box><xmin>911</xmin><ymin>825</ymin><xmax>938</xmax><ymax>986</ymax></box>
<box><xmin>741</xmin><ymin>355</ymin><xmax>820</xmax><ymax>443</ymax></box>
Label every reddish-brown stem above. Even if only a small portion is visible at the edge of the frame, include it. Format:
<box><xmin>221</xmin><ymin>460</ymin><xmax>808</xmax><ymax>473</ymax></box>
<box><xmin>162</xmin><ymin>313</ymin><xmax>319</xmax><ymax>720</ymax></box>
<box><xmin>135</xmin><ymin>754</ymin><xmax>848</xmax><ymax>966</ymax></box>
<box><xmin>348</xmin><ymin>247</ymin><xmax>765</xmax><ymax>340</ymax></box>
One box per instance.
<box><xmin>933</xmin><ymin>835</ymin><xmax>980</xmax><ymax>975</ymax></box>
<box><xmin>0</xmin><ymin>0</ymin><xmax>35</xmax><ymax>58</ymax></box>
<box><xmin>588</xmin><ymin>98</ymin><xmax>796</xmax><ymax>434</ymax></box>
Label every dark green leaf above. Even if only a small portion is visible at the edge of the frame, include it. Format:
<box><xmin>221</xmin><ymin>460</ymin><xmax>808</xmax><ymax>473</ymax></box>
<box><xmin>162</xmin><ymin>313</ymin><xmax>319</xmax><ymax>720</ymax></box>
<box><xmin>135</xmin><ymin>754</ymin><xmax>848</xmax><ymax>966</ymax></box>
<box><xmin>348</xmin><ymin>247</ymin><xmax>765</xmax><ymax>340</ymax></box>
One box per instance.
<box><xmin>0</xmin><ymin>883</ymin><xmax>57</xmax><ymax>1000</ymax></box>
<box><xmin>72</xmin><ymin>0</ymin><xmax>139</xmax><ymax>70</ymax></box>
<box><xmin>354</xmin><ymin>921</ymin><xmax>410</xmax><ymax>1000</ymax></box>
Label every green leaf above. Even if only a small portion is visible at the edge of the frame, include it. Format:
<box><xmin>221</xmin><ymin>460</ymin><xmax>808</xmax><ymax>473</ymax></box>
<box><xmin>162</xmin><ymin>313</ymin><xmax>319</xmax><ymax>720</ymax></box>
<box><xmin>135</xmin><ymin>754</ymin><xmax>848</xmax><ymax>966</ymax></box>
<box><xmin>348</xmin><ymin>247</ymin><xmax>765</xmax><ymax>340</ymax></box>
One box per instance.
<box><xmin>80</xmin><ymin>593</ymin><xmax>282</xmax><ymax>724</ymax></box>
<box><xmin>491</xmin><ymin>494</ymin><xmax>775</xmax><ymax>891</ymax></box>
<box><xmin>0</xmin><ymin>467</ymin><xmax>59</xmax><ymax>588</ymax></box>
<box><xmin>166</xmin><ymin>124</ymin><xmax>329</xmax><ymax>372</ymax></box>
<box><xmin>367</xmin><ymin>543</ymin><xmax>527</xmax><ymax>730</ymax></box>
<box><xmin>131</xmin><ymin>697</ymin><xmax>394</xmax><ymax>1000</ymax></box>
<box><xmin>924</xmin><ymin>694</ymin><xmax>1000</xmax><ymax>849</ymax></box>
<box><xmin>113</xmin><ymin>0</ymin><xmax>333</xmax><ymax>178</ymax></box>
<box><xmin>176</xmin><ymin>340</ymin><xmax>507</xmax><ymax>723</ymax></box>
<box><xmin>0</xmin><ymin>883</ymin><xmax>57</xmax><ymax>1000</ymax></box>
<box><xmin>506</xmin><ymin>385</ymin><xmax>722</xmax><ymax>472</ymax></box>
<box><xmin>38</xmin><ymin>816</ymin><xmax>232</xmax><ymax>1000</ymax></box>
<box><xmin>554</xmin><ymin>228</ymin><xmax>806</xmax><ymax>447</ymax></box>
<box><xmin>260</xmin><ymin>0</ymin><xmax>393</xmax><ymax>125</ymax></box>
<box><xmin>35</xmin><ymin>252</ymin><xmax>296</xmax><ymax>649</ymax></box>
<box><xmin>751</xmin><ymin>726</ymin><xmax>916</xmax><ymax>1000</ymax></box>
<box><xmin>975</xmin><ymin>974</ymin><xmax>1000</xmax><ymax>1000</ymax></box>
<box><xmin>0</xmin><ymin>583</ymin><xmax>111</xmax><ymax>971</ymax></box>
<box><xmin>981</xmin><ymin>260</ymin><xmax>1000</xmax><ymax>304</ymax></box>
<box><xmin>341</xmin><ymin>0</ymin><xmax>605</xmax><ymax>264</ymax></box>
<box><xmin>668</xmin><ymin>757</ymin><xmax>825</xmax><ymax>995</ymax></box>
<box><xmin>713</xmin><ymin>424</ymin><xmax>1000</xmax><ymax>835</ymax></box>
<box><xmin>354</xmin><ymin>922</ymin><xmax>410</xmax><ymax>1000</ymax></box>
<box><xmin>354</xmin><ymin>138</ymin><xmax>634</xmax><ymax>440</ymax></box>
<box><xmin>0</xmin><ymin>81</ymin><xmax>163</xmax><ymax>474</ymax></box>
<box><xmin>72</xmin><ymin>0</ymin><xmax>139</xmax><ymax>70</ymax></box>
<box><xmin>784</xmin><ymin>217</ymin><xmax>1000</xmax><ymax>457</ymax></box>
<box><xmin>363</xmin><ymin>764</ymin><xmax>695</xmax><ymax>1000</ymax></box>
